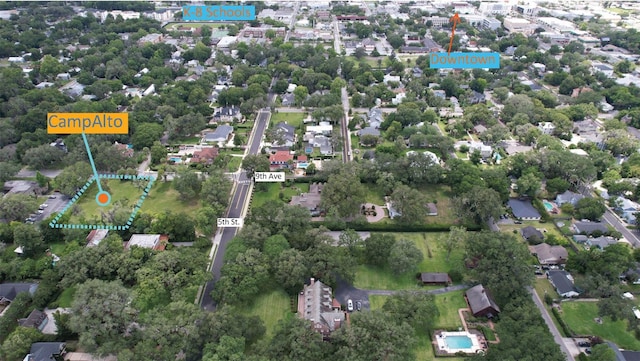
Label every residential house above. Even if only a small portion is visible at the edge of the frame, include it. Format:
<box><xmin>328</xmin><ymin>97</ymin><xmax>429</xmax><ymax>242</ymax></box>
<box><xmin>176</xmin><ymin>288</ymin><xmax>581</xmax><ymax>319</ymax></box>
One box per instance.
<box><xmin>306</xmin><ymin>122</ymin><xmax>333</xmax><ymax>136</ymax></box>
<box><xmin>114</xmin><ymin>142</ymin><xmax>134</xmax><ymax>157</ymax></box>
<box><xmin>419</xmin><ymin>272</ymin><xmax>451</xmax><ymax>285</ymax></box>
<box><xmin>213</xmin><ymin>106</ymin><xmax>242</xmax><ymax>122</ymax></box>
<box><xmin>310</xmin><ymin>135</ymin><xmax>333</xmax><ymax>155</ymax></box>
<box><xmin>501</xmin><ymin>140</ymin><xmax>533</xmax><ymax>156</ymax></box>
<box><xmin>508</xmin><ymin>199</ymin><xmax>542</xmax><ymax>221</ymax></box>
<box><xmin>86</xmin><ymin>229</ymin><xmax>109</xmax><ymax>247</ymax></box>
<box><xmin>465</xmin><ymin>284</ymin><xmax>500</xmax><ymax>318</ymax></box>
<box><xmin>614</xmin><ymin>197</ymin><xmax>640</xmax><ymax>225</ymax></box>
<box><xmin>1</xmin><ymin>283</ymin><xmax>38</xmax><ymax>306</ymax></box>
<box><xmin>468</xmin><ymin>142</ymin><xmax>493</xmax><ymax>158</ymax></box>
<box><xmin>392</xmin><ymin>91</ymin><xmax>406</xmax><ymax>105</ymax></box>
<box><xmin>529</xmin><ymin>243</ymin><xmax>569</xmax><ymax>265</ymax></box>
<box><xmin>361</xmin><ymin>38</ymin><xmax>376</xmax><ymax>53</ymax></box>
<box><xmin>433</xmin><ymin>90</ymin><xmax>446</xmax><ymax>99</ymax></box>
<box><xmin>138</xmin><ymin>33</ymin><xmax>164</xmax><ymax>44</ymax></box>
<box><xmin>538</xmin><ymin>122</ymin><xmax>556</xmax><ymax>135</ymax></box>
<box><xmin>8</xmin><ymin>56</ymin><xmax>24</xmax><ymax>63</ymax></box>
<box><xmin>412</xmin><ymin>67</ymin><xmax>423</xmax><ymax>77</ymax></box>
<box><xmin>56</xmin><ymin>73</ymin><xmax>71</xmax><ymax>81</ymax></box>
<box><xmin>383</xmin><ymin>74</ymin><xmax>401</xmax><ymax>84</ymax></box>
<box><xmin>290</xmin><ymin>183</ymin><xmax>324</xmax><ymax>216</ymax></box>
<box><xmin>623</xmin><ymin>263</ymin><xmax>640</xmax><ymax>285</ymax></box>
<box><xmin>592</xmin><ymin>63</ymin><xmax>615</xmax><ymax>78</ymax></box>
<box><xmin>142</xmin><ymin>84</ymin><xmax>156</xmax><ymax>97</ymax></box>
<box><xmin>50</xmin><ymin>139</ymin><xmax>68</xmax><ymax>153</ymax></box>
<box><xmin>367</xmin><ymin>108</ymin><xmax>383</xmax><ymax>128</ymax></box>
<box><xmin>573</xmin><ymin>221</ymin><xmax>609</xmax><ymax>235</ymax></box>
<box><xmin>59</xmin><ymin>80</ymin><xmax>85</xmax><ymax>98</ymax></box>
<box><xmin>297</xmin><ymin>278</ymin><xmax>344</xmax><ymax>339</ymax></box>
<box><xmin>23</xmin><ymin>342</ymin><xmax>66</xmax><ymax>361</ymax></box>
<box><xmin>357</xmin><ymin>127</ymin><xmax>380</xmax><ymax>138</ymax></box>
<box><xmin>521</xmin><ymin>226</ymin><xmax>544</xmax><ymax>243</ymax></box>
<box><xmin>272</xmin><ymin>122</ymin><xmax>296</xmax><ymax>148</ymax></box>
<box><xmin>203</xmin><ymin>125</ymin><xmax>234</xmax><ymax>144</ymax></box>
<box><xmin>269</xmin><ymin>150</ymin><xmax>294</xmax><ymax>169</ymax></box>
<box><xmin>573</xmin><ymin>235</ymin><xmax>589</xmax><ymax>243</ymax></box>
<box><xmin>468</xmin><ymin>91</ymin><xmax>486</xmax><ymax>104</ymax></box>
<box><xmin>35</xmin><ymin>82</ymin><xmax>54</xmax><ymax>89</ymax></box>
<box><xmin>281</xmin><ymin>93</ymin><xmax>295</xmax><ymax>106</ymax></box>
<box><xmin>555</xmin><ymin>190</ymin><xmax>584</xmax><ymax>206</ymax></box>
<box><xmin>191</xmin><ymin>147</ymin><xmax>219</xmax><ymax>165</ymax></box>
<box><xmin>473</xmin><ymin>124</ymin><xmax>487</xmax><ymax>134</ymax></box>
<box><xmin>18</xmin><ymin>309</ymin><xmax>48</xmax><ymax>331</ymax></box>
<box><xmin>587</xmin><ymin>236</ymin><xmax>617</xmax><ymax>250</ymax></box>
<box><xmin>547</xmin><ymin>270</ymin><xmax>580</xmax><ymax>298</ymax></box>
<box><xmin>124</xmin><ymin>234</ymin><xmax>168</xmax><ymax>251</ymax></box>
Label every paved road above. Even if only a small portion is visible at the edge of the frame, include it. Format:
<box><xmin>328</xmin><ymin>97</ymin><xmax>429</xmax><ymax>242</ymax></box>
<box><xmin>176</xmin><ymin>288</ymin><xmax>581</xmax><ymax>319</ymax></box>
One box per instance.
<box><xmin>529</xmin><ymin>287</ymin><xmax>576</xmax><ymax>361</ymax></box>
<box><xmin>603</xmin><ymin>208</ymin><xmax>640</xmax><ymax>247</ymax></box>
<box><xmin>365</xmin><ymin>284</ymin><xmax>467</xmax><ymax>296</ymax></box>
<box><xmin>200</xmin><ymin>106</ymin><xmax>272</xmax><ymax>311</ymax></box>
<box><xmin>340</xmin><ymin>87</ymin><xmax>352</xmax><ymax>162</ymax></box>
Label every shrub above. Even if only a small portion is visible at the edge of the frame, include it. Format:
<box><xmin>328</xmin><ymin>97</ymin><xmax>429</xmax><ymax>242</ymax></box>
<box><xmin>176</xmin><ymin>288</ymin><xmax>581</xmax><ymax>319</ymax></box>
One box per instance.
<box><xmin>544</xmin><ymin>293</ymin><xmax>554</xmax><ymax>306</ymax></box>
<box><xmin>449</xmin><ymin>269</ymin><xmax>463</xmax><ymax>283</ymax></box>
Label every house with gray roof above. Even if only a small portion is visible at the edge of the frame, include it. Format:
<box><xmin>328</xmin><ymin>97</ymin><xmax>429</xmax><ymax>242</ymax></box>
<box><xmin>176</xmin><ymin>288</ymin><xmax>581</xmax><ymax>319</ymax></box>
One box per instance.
<box><xmin>555</xmin><ymin>190</ymin><xmax>584</xmax><ymax>206</ymax></box>
<box><xmin>367</xmin><ymin>108</ymin><xmax>383</xmax><ymax>128</ymax></box>
<box><xmin>297</xmin><ymin>278</ymin><xmax>344</xmax><ymax>339</ymax></box>
<box><xmin>529</xmin><ymin>243</ymin><xmax>568</xmax><ymax>265</ymax></box>
<box><xmin>357</xmin><ymin>127</ymin><xmax>380</xmax><ymax>137</ymax></box>
<box><xmin>272</xmin><ymin>122</ymin><xmax>296</xmax><ymax>147</ymax></box>
<box><xmin>587</xmin><ymin>236</ymin><xmax>617</xmax><ymax>250</ymax></box>
<box><xmin>573</xmin><ymin>221</ymin><xmax>609</xmax><ymax>235</ymax></box>
<box><xmin>508</xmin><ymin>199</ymin><xmax>541</xmax><ymax>220</ymax></box>
<box><xmin>203</xmin><ymin>125</ymin><xmax>234</xmax><ymax>144</ymax></box>
<box><xmin>547</xmin><ymin>270</ymin><xmax>580</xmax><ymax>298</ymax></box>
<box><xmin>23</xmin><ymin>342</ymin><xmax>66</xmax><ymax>361</ymax></box>
<box><xmin>0</xmin><ymin>283</ymin><xmax>38</xmax><ymax>304</ymax></box>
<box><xmin>465</xmin><ymin>284</ymin><xmax>500</xmax><ymax>318</ymax></box>
<box><xmin>521</xmin><ymin>226</ymin><xmax>543</xmax><ymax>243</ymax></box>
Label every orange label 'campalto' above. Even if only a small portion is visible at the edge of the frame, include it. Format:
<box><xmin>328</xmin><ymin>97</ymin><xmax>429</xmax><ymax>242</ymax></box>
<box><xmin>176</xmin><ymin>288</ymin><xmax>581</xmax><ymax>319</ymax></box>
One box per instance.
<box><xmin>47</xmin><ymin>113</ymin><xmax>128</xmax><ymax>134</ymax></box>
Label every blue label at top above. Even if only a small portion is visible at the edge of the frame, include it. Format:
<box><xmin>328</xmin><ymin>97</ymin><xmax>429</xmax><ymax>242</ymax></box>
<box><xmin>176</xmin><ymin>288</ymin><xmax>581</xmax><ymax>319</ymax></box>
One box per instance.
<box><xmin>429</xmin><ymin>52</ymin><xmax>500</xmax><ymax>69</ymax></box>
<box><xmin>182</xmin><ymin>5</ymin><xmax>256</xmax><ymax>21</ymax></box>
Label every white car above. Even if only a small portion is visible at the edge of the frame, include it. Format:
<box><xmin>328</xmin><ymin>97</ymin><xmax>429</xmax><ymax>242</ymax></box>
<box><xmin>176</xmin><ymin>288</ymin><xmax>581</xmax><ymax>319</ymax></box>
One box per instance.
<box><xmin>40</xmin><ymin>204</ymin><xmax>48</xmax><ymax>208</ymax></box>
<box><xmin>347</xmin><ymin>299</ymin><xmax>354</xmax><ymax>312</ymax></box>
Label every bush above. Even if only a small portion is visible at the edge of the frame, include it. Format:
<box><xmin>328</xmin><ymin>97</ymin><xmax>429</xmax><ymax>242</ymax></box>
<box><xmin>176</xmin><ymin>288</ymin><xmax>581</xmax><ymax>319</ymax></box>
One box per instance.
<box><xmin>449</xmin><ymin>269</ymin><xmax>463</xmax><ymax>283</ymax></box>
<box><xmin>551</xmin><ymin>307</ymin><xmax>573</xmax><ymax>337</ymax></box>
<box><xmin>544</xmin><ymin>293</ymin><xmax>554</xmax><ymax>306</ymax></box>
<box><xmin>315</xmin><ymin>221</ymin><xmax>481</xmax><ymax>232</ymax></box>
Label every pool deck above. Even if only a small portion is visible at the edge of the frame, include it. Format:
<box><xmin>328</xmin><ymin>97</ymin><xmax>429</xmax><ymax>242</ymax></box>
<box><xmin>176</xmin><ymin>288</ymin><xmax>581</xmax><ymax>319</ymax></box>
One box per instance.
<box><xmin>434</xmin><ymin>330</ymin><xmax>483</xmax><ymax>355</ymax></box>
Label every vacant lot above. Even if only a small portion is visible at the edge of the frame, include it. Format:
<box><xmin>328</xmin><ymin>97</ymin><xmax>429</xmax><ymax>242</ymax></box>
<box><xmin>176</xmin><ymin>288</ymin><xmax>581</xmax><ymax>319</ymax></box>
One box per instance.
<box><xmin>354</xmin><ymin>232</ymin><xmax>465</xmax><ymax>290</ymax></box>
<box><xmin>241</xmin><ymin>289</ymin><xmax>292</xmax><ymax>339</ymax></box>
<box><xmin>270</xmin><ymin>112</ymin><xmax>306</xmax><ymax>128</ymax></box>
<box><xmin>65</xmin><ymin>179</ymin><xmax>201</xmax><ymax>224</ymax></box>
<box><xmin>562</xmin><ymin>301</ymin><xmax>640</xmax><ymax>350</ymax></box>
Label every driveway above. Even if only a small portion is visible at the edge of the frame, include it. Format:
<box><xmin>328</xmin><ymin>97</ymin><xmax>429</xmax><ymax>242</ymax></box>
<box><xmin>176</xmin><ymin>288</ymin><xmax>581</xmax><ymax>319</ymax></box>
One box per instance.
<box><xmin>33</xmin><ymin>192</ymin><xmax>69</xmax><ymax>223</ymax></box>
<box><xmin>528</xmin><ymin>287</ymin><xmax>575</xmax><ymax>361</ymax></box>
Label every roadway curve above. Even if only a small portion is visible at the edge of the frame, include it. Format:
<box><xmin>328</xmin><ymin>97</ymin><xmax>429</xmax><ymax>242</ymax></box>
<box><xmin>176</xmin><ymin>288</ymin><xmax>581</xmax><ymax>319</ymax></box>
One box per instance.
<box><xmin>200</xmin><ymin>103</ymin><xmax>272</xmax><ymax>311</ymax></box>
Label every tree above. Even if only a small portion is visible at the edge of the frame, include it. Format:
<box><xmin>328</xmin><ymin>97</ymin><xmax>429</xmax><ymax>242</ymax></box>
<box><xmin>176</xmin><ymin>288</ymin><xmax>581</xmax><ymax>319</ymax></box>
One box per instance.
<box><xmin>173</xmin><ymin>169</ymin><xmax>202</xmax><ymax>200</ymax></box>
<box><xmin>200</xmin><ymin>171</ymin><xmax>232</xmax><ymax>208</ymax></box>
<box><xmin>0</xmin><ymin>194</ymin><xmax>38</xmax><ymax>222</ymax></box>
<box><xmin>382</xmin><ymin>292</ymin><xmax>439</xmax><ymax>332</ymax></box>
<box><xmin>241</xmin><ymin>154</ymin><xmax>269</xmax><ymax>179</ymax></box>
<box><xmin>265</xmin><ymin>317</ymin><xmax>330</xmax><ymax>361</ymax></box>
<box><xmin>69</xmin><ymin>279</ymin><xmax>135</xmax><ymax>355</ymax></box>
<box><xmin>443</xmin><ymin>226</ymin><xmax>466</xmax><ymax>261</ymax></box>
<box><xmin>332</xmin><ymin>311</ymin><xmax>416</xmax><ymax>361</ymax></box>
<box><xmin>131</xmin><ymin>123</ymin><xmax>163</xmax><ymax>151</ymax></box>
<box><xmin>389</xmin><ymin>185</ymin><xmax>427</xmax><ymax>224</ymax></box>
<box><xmin>453</xmin><ymin>186</ymin><xmax>503</xmax><ymax>224</ymax></box>
<box><xmin>466</xmin><ymin>231</ymin><xmax>534</xmax><ymax>305</ymax></box>
<box><xmin>320</xmin><ymin>169</ymin><xmax>366</xmax><ymax>218</ymax></box>
<box><xmin>293</xmin><ymin>85</ymin><xmax>309</xmax><ymax>106</ymax></box>
<box><xmin>150</xmin><ymin>141</ymin><xmax>167</xmax><ymax>165</ymax></box>
<box><xmin>574</xmin><ymin>197</ymin><xmax>606</xmax><ymax>221</ymax></box>
<box><xmin>589</xmin><ymin>343</ymin><xmax>617</xmax><ymax>361</ymax></box>
<box><xmin>516</xmin><ymin>172</ymin><xmax>542</xmax><ymax>198</ymax></box>
<box><xmin>203</xmin><ymin>335</ymin><xmax>245</xmax><ymax>361</ymax></box>
<box><xmin>54</xmin><ymin>162</ymin><xmax>93</xmax><ymax>197</ymax></box>
<box><xmin>545</xmin><ymin>177</ymin><xmax>570</xmax><ymax>196</ymax></box>
<box><xmin>364</xmin><ymin>233</ymin><xmax>396</xmax><ymax>267</ymax></box>
<box><xmin>213</xmin><ymin>249</ymin><xmax>270</xmax><ymax>305</ymax></box>
<box><xmin>274</xmin><ymin>248</ymin><xmax>309</xmax><ymax>294</ymax></box>
<box><xmin>388</xmin><ymin>239</ymin><xmax>423</xmax><ymax>275</ymax></box>
<box><xmin>22</xmin><ymin>144</ymin><xmax>66</xmax><ymax>169</ymax></box>
<box><xmin>1</xmin><ymin>326</ymin><xmax>42</xmax><ymax>361</ymax></box>
<box><xmin>604</xmin><ymin>129</ymin><xmax>640</xmax><ymax>156</ymax></box>
<box><xmin>13</xmin><ymin>223</ymin><xmax>45</xmax><ymax>257</ymax></box>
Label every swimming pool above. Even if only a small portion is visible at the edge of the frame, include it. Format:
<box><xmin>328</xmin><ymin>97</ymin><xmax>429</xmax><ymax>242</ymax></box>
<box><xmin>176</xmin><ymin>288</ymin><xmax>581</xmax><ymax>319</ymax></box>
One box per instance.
<box><xmin>169</xmin><ymin>157</ymin><xmax>182</xmax><ymax>163</ymax></box>
<box><xmin>543</xmin><ymin>200</ymin><xmax>554</xmax><ymax>211</ymax></box>
<box><xmin>445</xmin><ymin>335</ymin><xmax>473</xmax><ymax>349</ymax></box>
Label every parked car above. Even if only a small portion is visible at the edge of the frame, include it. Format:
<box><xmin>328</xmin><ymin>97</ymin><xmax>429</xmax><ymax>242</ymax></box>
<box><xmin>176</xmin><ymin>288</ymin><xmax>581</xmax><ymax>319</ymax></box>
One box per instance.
<box><xmin>356</xmin><ymin>300</ymin><xmax>362</xmax><ymax>311</ymax></box>
<box><xmin>347</xmin><ymin>299</ymin><xmax>354</xmax><ymax>312</ymax></box>
<box><xmin>577</xmin><ymin>341</ymin><xmax>591</xmax><ymax>347</ymax></box>
<box><xmin>48</xmin><ymin>195</ymin><xmax>56</xmax><ymax>199</ymax></box>
<box><xmin>40</xmin><ymin>204</ymin><xmax>48</xmax><ymax>208</ymax></box>
<box><xmin>585</xmin><ymin>348</ymin><xmax>591</xmax><ymax>354</ymax></box>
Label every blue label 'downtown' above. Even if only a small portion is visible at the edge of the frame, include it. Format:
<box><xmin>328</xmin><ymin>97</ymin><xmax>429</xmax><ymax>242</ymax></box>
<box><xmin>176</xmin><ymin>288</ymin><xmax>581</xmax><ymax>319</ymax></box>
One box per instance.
<box><xmin>182</xmin><ymin>5</ymin><xmax>256</xmax><ymax>21</ymax></box>
<box><xmin>429</xmin><ymin>52</ymin><xmax>500</xmax><ymax>69</ymax></box>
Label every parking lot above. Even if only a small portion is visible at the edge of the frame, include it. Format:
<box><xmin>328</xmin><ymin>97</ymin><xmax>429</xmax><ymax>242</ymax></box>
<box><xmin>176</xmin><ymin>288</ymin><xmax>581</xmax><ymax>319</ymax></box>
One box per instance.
<box><xmin>29</xmin><ymin>192</ymin><xmax>70</xmax><ymax>223</ymax></box>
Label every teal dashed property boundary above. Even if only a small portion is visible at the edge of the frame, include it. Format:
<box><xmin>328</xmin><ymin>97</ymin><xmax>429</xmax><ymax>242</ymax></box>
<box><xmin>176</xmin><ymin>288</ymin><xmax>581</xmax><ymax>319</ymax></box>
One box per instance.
<box><xmin>49</xmin><ymin>174</ymin><xmax>155</xmax><ymax>231</ymax></box>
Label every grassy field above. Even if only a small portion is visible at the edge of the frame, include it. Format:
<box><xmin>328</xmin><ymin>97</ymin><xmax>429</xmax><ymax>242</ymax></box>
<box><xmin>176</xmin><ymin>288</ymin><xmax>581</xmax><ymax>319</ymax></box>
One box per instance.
<box><xmin>562</xmin><ymin>301</ymin><xmax>640</xmax><ymax>350</ymax></box>
<box><xmin>534</xmin><ymin>277</ymin><xmax>560</xmax><ymax>300</ymax></box>
<box><xmin>55</xmin><ymin>286</ymin><xmax>77</xmax><ymax>308</ymax></box>
<box><xmin>354</xmin><ymin>232</ymin><xmax>465</xmax><ymax>290</ymax></box>
<box><xmin>364</xmin><ymin>183</ymin><xmax>386</xmax><ymax>205</ymax></box>
<box><xmin>226</xmin><ymin>156</ymin><xmax>242</xmax><ymax>172</ymax></box>
<box><xmin>241</xmin><ymin>289</ymin><xmax>291</xmax><ymax>339</ymax></box>
<box><xmin>270</xmin><ymin>112</ymin><xmax>306</xmax><ymax>128</ymax></box>
<box><xmin>65</xmin><ymin>179</ymin><xmax>201</xmax><ymax>223</ymax></box>
<box><xmin>498</xmin><ymin>220</ymin><xmax>565</xmax><ymax>240</ymax></box>
<box><xmin>251</xmin><ymin>182</ymin><xmax>310</xmax><ymax>209</ymax></box>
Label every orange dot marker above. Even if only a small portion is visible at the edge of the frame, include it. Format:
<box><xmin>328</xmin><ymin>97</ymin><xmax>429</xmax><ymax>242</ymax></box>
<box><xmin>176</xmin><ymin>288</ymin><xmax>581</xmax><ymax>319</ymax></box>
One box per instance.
<box><xmin>98</xmin><ymin>193</ymin><xmax>109</xmax><ymax>204</ymax></box>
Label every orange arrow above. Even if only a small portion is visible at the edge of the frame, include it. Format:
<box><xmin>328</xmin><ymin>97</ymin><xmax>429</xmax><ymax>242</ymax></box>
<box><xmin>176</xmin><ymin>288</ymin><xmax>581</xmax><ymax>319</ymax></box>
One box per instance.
<box><xmin>448</xmin><ymin>13</ymin><xmax>461</xmax><ymax>55</ymax></box>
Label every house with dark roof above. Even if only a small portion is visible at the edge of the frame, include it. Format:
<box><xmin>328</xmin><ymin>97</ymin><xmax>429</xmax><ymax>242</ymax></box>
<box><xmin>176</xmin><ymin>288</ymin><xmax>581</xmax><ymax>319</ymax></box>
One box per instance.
<box><xmin>367</xmin><ymin>108</ymin><xmax>383</xmax><ymax>128</ymax></box>
<box><xmin>508</xmin><ymin>199</ymin><xmax>541</xmax><ymax>220</ymax></box>
<box><xmin>212</xmin><ymin>106</ymin><xmax>242</xmax><ymax>122</ymax></box>
<box><xmin>297</xmin><ymin>278</ymin><xmax>344</xmax><ymax>339</ymax></box>
<box><xmin>0</xmin><ymin>283</ymin><xmax>38</xmax><ymax>304</ymax></box>
<box><xmin>426</xmin><ymin>202</ymin><xmax>438</xmax><ymax>216</ymax></box>
<box><xmin>473</xmin><ymin>124</ymin><xmax>487</xmax><ymax>134</ymax></box>
<box><xmin>290</xmin><ymin>183</ymin><xmax>324</xmax><ymax>216</ymax></box>
<box><xmin>419</xmin><ymin>272</ymin><xmax>451</xmax><ymax>285</ymax></box>
<box><xmin>529</xmin><ymin>243</ymin><xmax>568</xmax><ymax>265</ymax></box>
<box><xmin>19</xmin><ymin>309</ymin><xmax>48</xmax><ymax>331</ymax></box>
<box><xmin>521</xmin><ymin>226</ymin><xmax>544</xmax><ymax>243</ymax></box>
<box><xmin>555</xmin><ymin>190</ymin><xmax>584</xmax><ymax>206</ymax></box>
<box><xmin>273</xmin><ymin>122</ymin><xmax>296</xmax><ymax>147</ymax></box>
<box><xmin>468</xmin><ymin>91</ymin><xmax>486</xmax><ymax>104</ymax></box>
<box><xmin>357</xmin><ymin>127</ymin><xmax>380</xmax><ymax>138</ymax></box>
<box><xmin>573</xmin><ymin>221</ymin><xmax>609</xmax><ymax>235</ymax></box>
<box><xmin>465</xmin><ymin>284</ymin><xmax>500</xmax><ymax>318</ymax></box>
<box><xmin>23</xmin><ymin>342</ymin><xmax>66</xmax><ymax>361</ymax></box>
<box><xmin>587</xmin><ymin>236</ymin><xmax>617</xmax><ymax>250</ymax></box>
<box><xmin>547</xmin><ymin>270</ymin><xmax>580</xmax><ymax>297</ymax></box>
<box><xmin>281</xmin><ymin>93</ymin><xmax>295</xmax><ymax>106</ymax></box>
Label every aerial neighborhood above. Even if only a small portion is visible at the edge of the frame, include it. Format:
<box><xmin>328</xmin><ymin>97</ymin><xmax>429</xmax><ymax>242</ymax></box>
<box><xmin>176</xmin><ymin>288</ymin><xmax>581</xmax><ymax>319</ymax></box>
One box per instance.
<box><xmin>3</xmin><ymin>0</ymin><xmax>640</xmax><ymax>360</ymax></box>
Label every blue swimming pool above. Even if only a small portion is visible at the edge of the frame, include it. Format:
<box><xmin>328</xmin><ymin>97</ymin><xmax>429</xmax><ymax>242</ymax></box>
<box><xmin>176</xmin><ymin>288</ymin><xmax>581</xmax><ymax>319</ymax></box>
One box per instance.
<box><xmin>445</xmin><ymin>336</ymin><xmax>473</xmax><ymax>349</ymax></box>
<box><xmin>169</xmin><ymin>157</ymin><xmax>182</xmax><ymax>163</ymax></box>
<box><xmin>543</xmin><ymin>201</ymin><xmax>554</xmax><ymax>211</ymax></box>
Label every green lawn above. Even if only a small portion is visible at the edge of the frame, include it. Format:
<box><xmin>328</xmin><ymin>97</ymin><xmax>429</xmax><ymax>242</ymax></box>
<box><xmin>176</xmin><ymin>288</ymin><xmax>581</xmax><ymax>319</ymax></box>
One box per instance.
<box><xmin>251</xmin><ymin>182</ymin><xmax>309</xmax><ymax>209</ymax></box>
<box><xmin>535</xmin><ymin>277</ymin><xmax>560</xmax><ymax>300</ymax></box>
<box><xmin>562</xmin><ymin>301</ymin><xmax>640</xmax><ymax>350</ymax></box>
<box><xmin>354</xmin><ymin>232</ymin><xmax>465</xmax><ymax>290</ymax></box>
<box><xmin>64</xmin><ymin>179</ymin><xmax>202</xmax><ymax>223</ymax></box>
<box><xmin>499</xmin><ymin>220</ymin><xmax>565</xmax><ymax>240</ymax></box>
<box><xmin>55</xmin><ymin>286</ymin><xmax>76</xmax><ymax>308</ymax></box>
<box><xmin>226</xmin><ymin>156</ymin><xmax>242</xmax><ymax>172</ymax></box>
<box><xmin>172</xmin><ymin>136</ymin><xmax>201</xmax><ymax>145</ymax></box>
<box><xmin>241</xmin><ymin>289</ymin><xmax>291</xmax><ymax>339</ymax></box>
<box><xmin>415</xmin><ymin>184</ymin><xmax>457</xmax><ymax>225</ymax></box>
<box><xmin>364</xmin><ymin>183</ymin><xmax>386</xmax><ymax>205</ymax></box>
<box><xmin>270</xmin><ymin>112</ymin><xmax>306</xmax><ymax>128</ymax></box>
